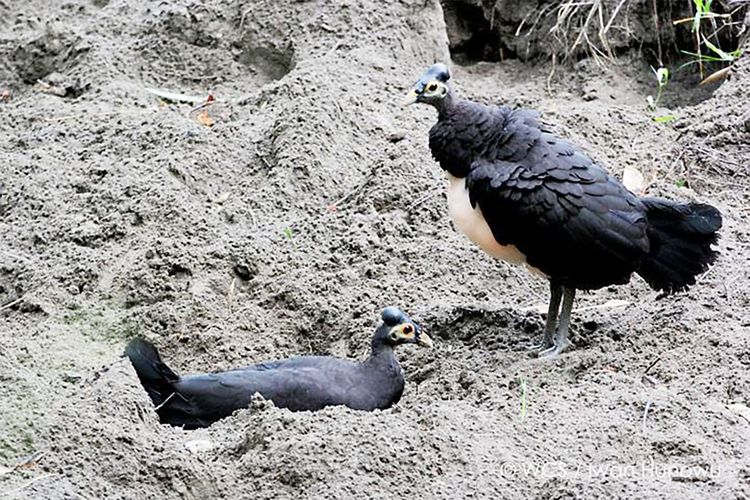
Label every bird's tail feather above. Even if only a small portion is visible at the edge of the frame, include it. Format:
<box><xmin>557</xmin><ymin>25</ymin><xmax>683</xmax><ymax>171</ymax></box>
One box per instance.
<box><xmin>125</xmin><ymin>338</ymin><xmax>179</xmax><ymax>408</ymax></box>
<box><xmin>637</xmin><ymin>197</ymin><xmax>721</xmax><ymax>293</ymax></box>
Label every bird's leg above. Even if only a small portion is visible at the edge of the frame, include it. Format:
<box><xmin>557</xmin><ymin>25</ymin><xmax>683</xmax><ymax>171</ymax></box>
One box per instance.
<box><xmin>539</xmin><ymin>286</ymin><xmax>576</xmax><ymax>358</ymax></box>
<box><xmin>526</xmin><ymin>282</ymin><xmax>563</xmax><ymax>352</ymax></box>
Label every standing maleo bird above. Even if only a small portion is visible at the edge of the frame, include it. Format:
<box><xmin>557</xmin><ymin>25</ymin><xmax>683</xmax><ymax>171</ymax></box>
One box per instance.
<box><xmin>404</xmin><ymin>63</ymin><xmax>722</xmax><ymax>357</ymax></box>
<box><xmin>125</xmin><ymin>307</ymin><xmax>432</xmax><ymax>429</ymax></box>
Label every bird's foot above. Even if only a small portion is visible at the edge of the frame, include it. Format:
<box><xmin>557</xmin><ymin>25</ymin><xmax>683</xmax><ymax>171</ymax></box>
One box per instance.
<box><xmin>526</xmin><ymin>331</ymin><xmax>554</xmax><ymax>353</ymax></box>
<box><xmin>537</xmin><ymin>338</ymin><xmax>572</xmax><ymax>358</ymax></box>
<box><xmin>525</xmin><ymin>326</ymin><xmax>555</xmax><ymax>353</ymax></box>
<box><xmin>525</xmin><ymin>339</ymin><xmax>554</xmax><ymax>353</ymax></box>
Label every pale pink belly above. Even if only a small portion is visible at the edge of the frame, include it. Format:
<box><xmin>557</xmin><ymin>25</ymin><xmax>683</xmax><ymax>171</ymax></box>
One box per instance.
<box><xmin>446</xmin><ymin>174</ymin><xmax>545</xmax><ymax>276</ymax></box>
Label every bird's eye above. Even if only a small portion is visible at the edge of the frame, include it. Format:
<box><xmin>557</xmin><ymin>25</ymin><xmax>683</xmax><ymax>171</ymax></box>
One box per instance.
<box><xmin>402</xmin><ymin>324</ymin><xmax>414</xmax><ymax>334</ymax></box>
<box><xmin>427</xmin><ymin>83</ymin><xmax>438</xmax><ymax>92</ymax></box>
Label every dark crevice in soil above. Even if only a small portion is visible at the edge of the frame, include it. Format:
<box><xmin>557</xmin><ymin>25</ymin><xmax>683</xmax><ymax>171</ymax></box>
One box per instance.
<box><xmin>440</xmin><ymin>0</ymin><xmax>748</xmax><ymax>77</ymax></box>
<box><xmin>659</xmin><ymin>66</ymin><xmax>721</xmax><ymax>107</ymax></box>
<box><xmin>441</xmin><ymin>0</ymin><xmax>512</xmax><ymax>64</ymax></box>
<box><xmin>233</xmin><ymin>42</ymin><xmax>295</xmax><ymax>82</ymax></box>
<box><xmin>11</xmin><ymin>29</ymin><xmax>88</xmax><ymax>84</ymax></box>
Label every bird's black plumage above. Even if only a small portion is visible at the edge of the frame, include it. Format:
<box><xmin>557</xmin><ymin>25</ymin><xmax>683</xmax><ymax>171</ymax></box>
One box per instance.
<box><xmin>126</xmin><ymin>307</ymin><xmax>432</xmax><ymax>429</ymax></box>
<box><xmin>430</xmin><ymin>102</ymin><xmax>654</xmax><ymax>290</ymax></box>
<box><xmin>426</xmin><ymin>93</ymin><xmax>721</xmax><ymax>292</ymax></box>
<box><xmin>407</xmin><ymin>63</ymin><xmax>722</xmax><ymax>355</ymax></box>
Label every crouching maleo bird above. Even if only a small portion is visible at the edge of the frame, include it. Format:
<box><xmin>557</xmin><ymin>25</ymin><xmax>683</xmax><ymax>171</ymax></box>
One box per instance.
<box><xmin>126</xmin><ymin>307</ymin><xmax>432</xmax><ymax>429</ymax></box>
<box><xmin>404</xmin><ymin>63</ymin><xmax>722</xmax><ymax>357</ymax></box>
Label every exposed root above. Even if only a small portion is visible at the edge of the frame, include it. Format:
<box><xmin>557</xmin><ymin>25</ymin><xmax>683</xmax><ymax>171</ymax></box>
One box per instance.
<box><xmin>543</xmin><ymin>0</ymin><xmax>634</xmax><ymax>66</ymax></box>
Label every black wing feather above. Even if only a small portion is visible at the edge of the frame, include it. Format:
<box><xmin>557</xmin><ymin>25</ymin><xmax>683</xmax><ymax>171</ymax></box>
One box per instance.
<box><xmin>464</xmin><ymin>120</ymin><xmax>650</xmax><ymax>289</ymax></box>
<box><xmin>429</xmin><ymin>99</ymin><xmax>720</xmax><ymax>292</ymax></box>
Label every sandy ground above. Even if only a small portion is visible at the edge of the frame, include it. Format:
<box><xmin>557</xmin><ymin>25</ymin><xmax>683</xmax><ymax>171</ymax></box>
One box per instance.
<box><xmin>1</xmin><ymin>0</ymin><xmax>749</xmax><ymax>498</ymax></box>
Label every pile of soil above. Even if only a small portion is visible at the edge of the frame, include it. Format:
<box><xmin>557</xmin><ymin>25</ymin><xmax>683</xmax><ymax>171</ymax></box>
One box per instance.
<box><xmin>0</xmin><ymin>0</ymin><xmax>748</xmax><ymax>498</ymax></box>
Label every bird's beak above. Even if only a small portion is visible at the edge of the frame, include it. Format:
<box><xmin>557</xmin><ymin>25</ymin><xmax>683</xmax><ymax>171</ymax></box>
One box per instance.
<box><xmin>402</xmin><ymin>88</ymin><xmax>419</xmax><ymax>107</ymax></box>
<box><xmin>417</xmin><ymin>333</ymin><xmax>434</xmax><ymax>348</ymax></box>
<box><xmin>416</xmin><ymin>329</ymin><xmax>433</xmax><ymax>348</ymax></box>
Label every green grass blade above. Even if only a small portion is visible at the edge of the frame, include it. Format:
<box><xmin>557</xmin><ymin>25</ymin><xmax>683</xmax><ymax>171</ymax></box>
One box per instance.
<box><xmin>703</xmin><ymin>38</ymin><xmax>733</xmax><ymax>61</ymax></box>
<box><xmin>653</xmin><ymin>115</ymin><xmax>676</xmax><ymax>123</ymax></box>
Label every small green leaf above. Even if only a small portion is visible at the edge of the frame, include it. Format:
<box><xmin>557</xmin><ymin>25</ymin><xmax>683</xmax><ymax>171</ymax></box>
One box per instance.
<box><xmin>703</xmin><ymin>38</ymin><xmax>734</xmax><ymax>61</ymax></box>
<box><xmin>655</xmin><ymin>67</ymin><xmax>670</xmax><ymax>87</ymax></box>
<box><xmin>283</xmin><ymin>227</ymin><xmax>293</xmax><ymax>240</ymax></box>
<box><xmin>675</xmin><ymin>179</ymin><xmax>687</xmax><ymax>188</ymax></box>
<box><xmin>653</xmin><ymin>115</ymin><xmax>676</xmax><ymax>123</ymax></box>
<box><xmin>680</xmin><ymin>50</ymin><xmax>730</xmax><ymax>65</ymax></box>
<box><xmin>692</xmin><ymin>10</ymin><xmax>701</xmax><ymax>32</ymax></box>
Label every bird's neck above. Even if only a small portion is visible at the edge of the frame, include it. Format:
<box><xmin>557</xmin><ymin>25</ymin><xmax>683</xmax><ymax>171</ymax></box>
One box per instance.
<box><xmin>363</xmin><ymin>341</ymin><xmax>405</xmax><ymax>408</ymax></box>
<box><xmin>429</xmin><ymin>98</ymin><xmax>473</xmax><ymax>178</ymax></box>
<box><xmin>429</xmin><ymin>100</ymin><xmax>512</xmax><ymax>178</ymax></box>
<box><xmin>368</xmin><ymin>337</ymin><xmax>395</xmax><ymax>357</ymax></box>
<box><xmin>365</xmin><ymin>339</ymin><xmax>400</xmax><ymax>369</ymax></box>
<box><xmin>434</xmin><ymin>89</ymin><xmax>456</xmax><ymax>118</ymax></box>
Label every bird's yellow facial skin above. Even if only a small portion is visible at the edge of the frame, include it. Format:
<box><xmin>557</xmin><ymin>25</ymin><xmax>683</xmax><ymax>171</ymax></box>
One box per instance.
<box><xmin>389</xmin><ymin>323</ymin><xmax>433</xmax><ymax>347</ymax></box>
<box><xmin>421</xmin><ymin>80</ymin><xmax>446</xmax><ymax>99</ymax></box>
<box><xmin>403</xmin><ymin>80</ymin><xmax>448</xmax><ymax>106</ymax></box>
<box><xmin>388</xmin><ymin>323</ymin><xmax>414</xmax><ymax>342</ymax></box>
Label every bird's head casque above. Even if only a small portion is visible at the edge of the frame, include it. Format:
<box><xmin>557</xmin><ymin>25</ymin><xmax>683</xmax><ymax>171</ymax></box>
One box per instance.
<box><xmin>403</xmin><ymin>63</ymin><xmax>451</xmax><ymax>107</ymax></box>
<box><xmin>378</xmin><ymin>307</ymin><xmax>433</xmax><ymax>348</ymax></box>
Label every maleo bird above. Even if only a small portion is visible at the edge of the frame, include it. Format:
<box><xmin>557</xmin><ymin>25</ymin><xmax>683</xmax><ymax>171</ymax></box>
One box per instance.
<box><xmin>404</xmin><ymin>63</ymin><xmax>722</xmax><ymax>357</ymax></box>
<box><xmin>126</xmin><ymin>307</ymin><xmax>432</xmax><ymax>429</ymax></box>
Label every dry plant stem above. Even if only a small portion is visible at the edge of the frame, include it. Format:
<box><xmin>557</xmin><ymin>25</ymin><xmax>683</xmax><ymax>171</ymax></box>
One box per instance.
<box><xmin>546</xmin><ymin>53</ymin><xmax>557</xmax><ymax>96</ymax></box>
<box><xmin>640</xmin><ymin>357</ymin><xmax>660</xmax><ymax>432</ymax></box>
<box><xmin>522</xmin><ymin>0</ymin><xmax>641</xmax><ymax>63</ymax></box>
<box><xmin>644</xmin><ymin>356</ymin><xmax>661</xmax><ymax>376</ymax></box>
<box><xmin>516</xmin><ymin>3</ymin><xmax>555</xmax><ymax>37</ymax></box>
<box><xmin>597</xmin><ymin>0</ymin><xmax>631</xmax><ymax>61</ymax></box>
<box><xmin>0</xmin><ymin>296</ymin><xmax>23</xmax><ymax>312</ymax></box>
<box><xmin>329</xmin><ymin>167</ymin><xmax>378</xmax><ymax>210</ymax></box>
<box><xmin>15</xmin><ymin>451</ymin><xmax>46</xmax><ymax>469</ymax></box>
<box><xmin>227</xmin><ymin>277</ymin><xmax>237</xmax><ymax>313</ymax></box>
<box><xmin>642</xmin><ymin>400</ymin><xmax>653</xmax><ymax>432</ymax></box>
<box><xmin>694</xmin><ymin>0</ymin><xmax>705</xmax><ymax>79</ymax></box>
<box><xmin>571</xmin><ymin>300</ymin><xmax>631</xmax><ymax>313</ymax></box>
<box><xmin>406</xmin><ymin>190</ymin><xmax>440</xmax><ymax>211</ymax></box>
<box><xmin>254</xmin><ymin>146</ymin><xmax>272</xmax><ymax>169</ymax></box>
<box><xmin>601</xmin><ymin>0</ymin><xmax>630</xmax><ymax>35</ymax></box>
<box><xmin>568</xmin><ymin>1</ymin><xmax>599</xmax><ymax>58</ymax></box>
<box><xmin>652</xmin><ymin>0</ymin><xmax>663</xmax><ymax>65</ymax></box>
<box><xmin>549</xmin><ymin>1</ymin><xmax>582</xmax><ymax>58</ymax></box>
<box><xmin>517</xmin><ymin>1</ymin><xmax>557</xmax><ymax>61</ymax></box>
<box><xmin>551</xmin><ymin>0</ymin><xmax>627</xmax><ymax>64</ymax></box>
<box><xmin>153</xmin><ymin>392</ymin><xmax>176</xmax><ymax>411</ymax></box>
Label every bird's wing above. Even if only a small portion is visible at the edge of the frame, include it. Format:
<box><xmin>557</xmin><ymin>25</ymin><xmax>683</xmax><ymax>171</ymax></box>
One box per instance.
<box><xmin>466</xmin><ymin>131</ymin><xmax>650</xmax><ymax>289</ymax></box>
<box><xmin>224</xmin><ymin>355</ymin><xmax>346</xmax><ymax>373</ymax></box>
<box><xmin>163</xmin><ymin>371</ymin><xmax>263</xmax><ymax>426</ymax></box>
<box><xmin>169</xmin><ymin>358</ymin><xmax>362</xmax><ymax>422</ymax></box>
